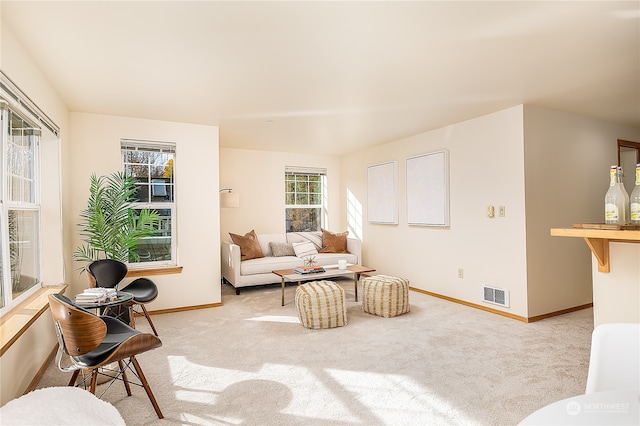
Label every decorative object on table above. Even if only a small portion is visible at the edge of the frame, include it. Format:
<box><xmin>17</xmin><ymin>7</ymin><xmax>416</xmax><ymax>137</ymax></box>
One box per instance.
<box><xmin>630</xmin><ymin>163</ymin><xmax>640</xmax><ymax>224</ymax></box>
<box><xmin>604</xmin><ymin>165</ymin><xmax>630</xmax><ymax>225</ymax></box>
<box><xmin>338</xmin><ymin>259</ymin><xmax>347</xmax><ymax>270</ymax></box>
<box><xmin>73</xmin><ymin>171</ymin><xmax>161</xmax><ymax>264</ymax></box>
<box><xmin>362</xmin><ymin>275</ymin><xmax>410</xmax><ymax>318</ymax></box>
<box><xmin>294</xmin><ymin>265</ymin><xmax>326</xmax><ymax>274</ymax></box>
<box><xmin>295</xmin><ymin>280</ymin><xmax>347</xmax><ymax>329</ymax></box>
<box><xmin>74</xmin><ymin>287</ymin><xmax>117</xmax><ymax>304</ymax></box>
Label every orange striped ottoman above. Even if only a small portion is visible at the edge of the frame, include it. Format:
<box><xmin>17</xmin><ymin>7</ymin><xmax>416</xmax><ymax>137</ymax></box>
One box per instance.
<box><xmin>362</xmin><ymin>275</ymin><xmax>410</xmax><ymax>318</ymax></box>
<box><xmin>295</xmin><ymin>280</ymin><xmax>347</xmax><ymax>329</ymax></box>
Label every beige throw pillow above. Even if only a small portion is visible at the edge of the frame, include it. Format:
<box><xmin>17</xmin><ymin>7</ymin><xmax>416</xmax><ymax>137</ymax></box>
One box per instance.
<box><xmin>270</xmin><ymin>242</ymin><xmax>295</xmax><ymax>257</ymax></box>
<box><xmin>319</xmin><ymin>229</ymin><xmax>349</xmax><ymax>253</ymax></box>
<box><xmin>229</xmin><ymin>229</ymin><xmax>264</xmax><ymax>261</ymax></box>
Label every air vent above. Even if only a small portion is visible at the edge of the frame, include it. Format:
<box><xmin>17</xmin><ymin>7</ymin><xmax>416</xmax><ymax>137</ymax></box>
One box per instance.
<box><xmin>483</xmin><ymin>285</ymin><xmax>509</xmax><ymax>307</ymax></box>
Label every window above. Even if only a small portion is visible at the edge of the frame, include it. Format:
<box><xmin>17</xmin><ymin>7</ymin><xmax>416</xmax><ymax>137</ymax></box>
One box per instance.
<box><xmin>285</xmin><ymin>167</ymin><xmax>327</xmax><ymax>232</ymax></box>
<box><xmin>0</xmin><ymin>100</ymin><xmax>41</xmax><ymax>314</ymax></box>
<box><xmin>121</xmin><ymin>140</ymin><xmax>176</xmax><ymax>266</ymax></box>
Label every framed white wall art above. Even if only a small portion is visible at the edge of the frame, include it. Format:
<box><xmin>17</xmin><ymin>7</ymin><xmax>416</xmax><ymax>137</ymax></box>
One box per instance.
<box><xmin>367</xmin><ymin>161</ymin><xmax>398</xmax><ymax>224</ymax></box>
<box><xmin>406</xmin><ymin>150</ymin><xmax>449</xmax><ymax>226</ymax></box>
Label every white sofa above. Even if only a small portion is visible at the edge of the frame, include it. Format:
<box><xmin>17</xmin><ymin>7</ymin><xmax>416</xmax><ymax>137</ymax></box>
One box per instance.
<box><xmin>221</xmin><ymin>232</ymin><xmax>361</xmax><ymax>294</ymax></box>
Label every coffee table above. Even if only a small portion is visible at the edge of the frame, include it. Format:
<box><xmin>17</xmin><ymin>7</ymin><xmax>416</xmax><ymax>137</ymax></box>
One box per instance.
<box><xmin>273</xmin><ymin>265</ymin><xmax>375</xmax><ymax>306</ymax></box>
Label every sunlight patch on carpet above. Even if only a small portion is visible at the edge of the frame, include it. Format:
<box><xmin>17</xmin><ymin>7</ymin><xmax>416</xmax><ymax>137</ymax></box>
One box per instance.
<box><xmin>247</xmin><ymin>315</ymin><xmax>301</xmax><ymax>324</ymax></box>
<box><xmin>168</xmin><ymin>356</ymin><xmax>360</xmax><ymax>423</ymax></box>
<box><xmin>326</xmin><ymin>368</ymin><xmax>478</xmax><ymax>425</ymax></box>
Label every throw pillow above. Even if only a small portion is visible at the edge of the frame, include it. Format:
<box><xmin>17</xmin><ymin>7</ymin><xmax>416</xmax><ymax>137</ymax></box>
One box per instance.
<box><xmin>270</xmin><ymin>242</ymin><xmax>295</xmax><ymax>257</ymax></box>
<box><xmin>292</xmin><ymin>241</ymin><xmax>319</xmax><ymax>258</ymax></box>
<box><xmin>319</xmin><ymin>228</ymin><xmax>349</xmax><ymax>253</ymax></box>
<box><xmin>229</xmin><ymin>230</ymin><xmax>264</xmax><ymax>261</ymax></box>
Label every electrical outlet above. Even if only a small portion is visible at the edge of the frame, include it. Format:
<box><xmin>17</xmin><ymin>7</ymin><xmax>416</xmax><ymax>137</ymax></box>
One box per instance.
<box><xmin>458</xmin><ymin>268</ymin><xmax>464</xmax><ymax>278</ymax></box>
<box><xmin>486</xmin><ymin>206</ymin><xmax>495</xmax><ymax>218</ymax></box>
<box><xmin>499</xmin><ymin>206</ymin><xmax>505</xmax><ymax>217</ymax></box>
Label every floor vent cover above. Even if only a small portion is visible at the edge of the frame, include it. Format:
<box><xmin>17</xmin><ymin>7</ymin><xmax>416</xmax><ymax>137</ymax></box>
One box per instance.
<box><xmin>483</xmin><ymin>285</ymin><xmax>509</xmax><ymax>307</ymax></box>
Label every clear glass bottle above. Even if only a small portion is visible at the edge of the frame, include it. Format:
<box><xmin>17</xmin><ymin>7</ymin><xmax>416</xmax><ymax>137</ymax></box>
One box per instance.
<box><xmin>630</xmin><ymin>163</ymin><xmax>640</xmax><ymax>225</ymax></box>
<box><xmin>604</xmin><ymin>165</ymin><xmax>629</xmax><ymax>225</ymax></box>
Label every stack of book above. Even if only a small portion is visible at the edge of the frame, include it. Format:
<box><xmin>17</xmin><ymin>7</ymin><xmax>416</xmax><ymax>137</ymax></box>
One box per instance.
<box><xmin>294</xmin><ymin>265</ymin><xmax>326</xmax><ymax>274</ymax></box>
<box><xmin>75</xmin><ymin>287</ymin><xmax>117</xmax><ymax>304</ymax></box>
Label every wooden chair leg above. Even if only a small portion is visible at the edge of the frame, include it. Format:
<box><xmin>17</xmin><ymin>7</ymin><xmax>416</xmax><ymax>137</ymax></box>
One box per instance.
<box><xmin>68</xmin><ymin>370</ymin><xmax>80</xmax><ymax>387</ymax></box>
<box><xmin>130</xmin><ymin>356</ymin><xmax>163</xmax><ymax>419</ymax></box>
<box><xmin>140</xmin><ymin>305</ymin><xmax>158</xmax><ymax>336</ymax></box>
<box><xmin>118</xmin><ymin>360</ymin><xmax>132</xmax><ymax>396</ymax></box>
<box><xmin>89</xmin><ymin>369</ymin><xmax>99</xmax><ymax>394</ymax></box>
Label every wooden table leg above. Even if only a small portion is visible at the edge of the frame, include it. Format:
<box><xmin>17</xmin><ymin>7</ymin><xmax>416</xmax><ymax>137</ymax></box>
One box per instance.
<box><xmin>354</xmin><ymin>273</ymin><xmax>360</xmax><ymax>302</ymax></box>
<box><xmin>281</xmin><ymin>278</ymin><xmax>285</xmax><ymax>306</ymax></box>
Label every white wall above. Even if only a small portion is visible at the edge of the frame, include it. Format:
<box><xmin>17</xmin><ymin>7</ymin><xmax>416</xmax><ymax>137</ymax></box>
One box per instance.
<box><xmin>68</xmin><ymin>113</ymin><xmax>221</xmax><ymax>308</ymax></box>
<box><xmin>341</xmin><ymin>106</ymin><xmax>530</xmax><ymax>317</ymax></box>
<box><xmin>219</xmin><ymin>148</ymin><xmax>343</xmax><ymax>241</ymax></box>
<box><xmin>523</xmin><ymin>106</ymin><xmax>640</xmax><ymax>317</ymax></box>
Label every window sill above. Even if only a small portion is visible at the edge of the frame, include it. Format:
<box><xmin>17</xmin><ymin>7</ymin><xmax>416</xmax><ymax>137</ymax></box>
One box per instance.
<box><xmin>0</xmin><ymin>285</ymin><xmax>67</xmax><ymax>357</ymax></box>
<box><xmin>126</xmin><ymin>265</ymin><xmax>183</xmax><ymax>278</ymax></box>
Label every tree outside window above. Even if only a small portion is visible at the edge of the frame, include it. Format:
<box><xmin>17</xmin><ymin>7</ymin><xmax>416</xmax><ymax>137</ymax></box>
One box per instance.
<box><xmin>285</xmin><ymin>169</ymin><xmax>326</xmax><ymax>232</ymax></box>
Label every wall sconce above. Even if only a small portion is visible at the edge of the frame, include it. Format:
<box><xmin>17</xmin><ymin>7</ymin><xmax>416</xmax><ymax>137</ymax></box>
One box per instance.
<box><xmin>219</xmin><ymin>188</ymin><xmax>240</xmax><ymax>208</ymax></box>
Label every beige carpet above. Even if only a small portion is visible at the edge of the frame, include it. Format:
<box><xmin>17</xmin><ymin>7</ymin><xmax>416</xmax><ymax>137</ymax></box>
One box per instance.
<box><xmin>37</xmin><ymin>279</ymin><xmax>594</xmax><ymax>425</ymax></box>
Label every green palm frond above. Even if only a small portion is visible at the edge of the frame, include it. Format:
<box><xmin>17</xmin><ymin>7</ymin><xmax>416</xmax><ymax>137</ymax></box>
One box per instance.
<box><xmin>74</xmin><ymin>171</ymin><xmax>161</xmax><ymax>266</ymax></box>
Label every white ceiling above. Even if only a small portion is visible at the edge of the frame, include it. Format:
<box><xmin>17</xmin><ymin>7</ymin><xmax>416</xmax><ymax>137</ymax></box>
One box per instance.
<box><xmin>2</xmin><ymin>1</ymin><xmax>639</xmax><ymax>156</ymax></box>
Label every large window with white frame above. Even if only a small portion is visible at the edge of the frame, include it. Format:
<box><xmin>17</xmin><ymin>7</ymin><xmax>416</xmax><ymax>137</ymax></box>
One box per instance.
<box><xmin>121</xmin><ymin>140</ymin><xmax>176</xmax><ymax>266</ymax></box>
<box><xmin>285</xmin><ymin>166</ymin><xmax>327</xmax><ymax>232</ymax></box>
<box><xmin>0</xmin><ymin>99</ymin><xmax>41</xmax><ymax>314</ymax></box>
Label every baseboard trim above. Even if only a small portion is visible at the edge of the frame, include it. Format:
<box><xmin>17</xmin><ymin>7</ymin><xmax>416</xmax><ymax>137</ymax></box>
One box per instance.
<box><xmin>410</xmin><ymin>287</ymin><xmax>593</xmax><ymax>323</ymax></box>
<box><xmin>146</xmin><ymin>302</ymin><xmax>222</xmax><ymax>316</ymax></box>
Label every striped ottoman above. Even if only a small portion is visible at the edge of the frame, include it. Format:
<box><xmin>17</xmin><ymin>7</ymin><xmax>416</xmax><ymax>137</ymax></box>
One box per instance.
<box><xmin>295</xmin><ymin>280</ymin><xmax>347</xmax><ymax>329</ymax></box>
<box><xmin>362</xmin><ymin>275</ymin><xmax>410</xmax><ymax>318</ymax></box>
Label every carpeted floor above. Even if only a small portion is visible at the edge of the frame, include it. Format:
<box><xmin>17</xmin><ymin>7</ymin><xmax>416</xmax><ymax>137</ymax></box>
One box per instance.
<box><xmin>37</xmin><ymin>279</ymin><xmax>594</xmax><ymax>425</ymax></box>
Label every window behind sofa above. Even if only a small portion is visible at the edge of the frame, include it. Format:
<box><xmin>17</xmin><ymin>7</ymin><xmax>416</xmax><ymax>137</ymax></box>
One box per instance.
<box><xmin>285</xmin><ymin>166</ymin><xmax>326</xmax><ymax>232</ymax></box>
<box><xmin>121</xmin><ymin>139</ymin><xmax>176</xmax><ymax>266</ymax></box>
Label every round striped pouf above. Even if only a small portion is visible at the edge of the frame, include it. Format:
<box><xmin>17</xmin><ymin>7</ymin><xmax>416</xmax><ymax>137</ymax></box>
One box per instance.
<box><xmin>362</xmin><ymin>275</ymin><xmax>410</xmax><ymax>318</ymax></box>
<box><xmin>295</xmin><ymin>280</ymin><xmax>347</xmax><ymax>329</ymax></box>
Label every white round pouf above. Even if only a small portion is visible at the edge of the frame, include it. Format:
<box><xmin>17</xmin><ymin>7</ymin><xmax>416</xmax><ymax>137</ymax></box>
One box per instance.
<box><xmin>0</xmin><ymin>386</ymin><xmax>125</xmax><ymax>425</ymax></box>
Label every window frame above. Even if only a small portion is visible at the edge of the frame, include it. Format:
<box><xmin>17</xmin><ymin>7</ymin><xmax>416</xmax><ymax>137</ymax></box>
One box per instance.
<box><xmin>284</xmin><ymin>167</ymin><xmax>327</xmax><ymax>232</ymax></box>
<box><xmin>0</xmin><ymin>99</ymin><xmax>43</xmax><ymax>317</ymax></box>
<box><xmin>121</xmin><ymin>140</ymin><xmax>177</xmax><ymax>268</ymax></box>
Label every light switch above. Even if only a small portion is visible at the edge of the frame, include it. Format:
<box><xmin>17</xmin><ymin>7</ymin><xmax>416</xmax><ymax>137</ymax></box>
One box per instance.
<box><xmin>487</xmin><ymin>206</ymin><xmax>495</xmax><ymax>218</ymax></box>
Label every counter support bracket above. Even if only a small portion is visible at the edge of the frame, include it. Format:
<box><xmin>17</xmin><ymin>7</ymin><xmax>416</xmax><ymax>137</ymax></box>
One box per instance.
<box><xmin>584</xmin><ymin>237</ymin><xmax>609</xmax><ymax>273</ymax></box>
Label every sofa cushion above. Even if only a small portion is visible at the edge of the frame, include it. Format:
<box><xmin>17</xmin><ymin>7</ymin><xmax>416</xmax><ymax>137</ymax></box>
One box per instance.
<box><xmin>270</xmin><ymin>242</ymin><xmax>295</xmax><ymax>257</ymax></box>
<box><xmin>292</xmin><ymin>241</ymin><xmax>318</xmax><ymax>258</ymax></box>
<box><xmin>229</xmin><ymin>230</ymin><xmax>264</xmax><ymax>261</ymax></box>
<box><xmin>319</xmin><ymin>228</ymin><xmax>349</xmax><ymax>253</ymax></box>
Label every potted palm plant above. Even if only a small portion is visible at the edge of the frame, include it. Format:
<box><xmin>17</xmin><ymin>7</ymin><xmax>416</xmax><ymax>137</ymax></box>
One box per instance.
<box><xmin>74</xmin><ymin>171</ymin><xmax>161</xmax><ymax>266</ymax></box>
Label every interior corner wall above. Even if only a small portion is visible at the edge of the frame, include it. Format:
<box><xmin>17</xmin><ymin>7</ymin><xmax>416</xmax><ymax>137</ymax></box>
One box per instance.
<box><xmin>341</xmin><ymin>106</ymin><xmax>530</xmax><ymax>318</ymax></box>
<box><xmin>218</xmin><ymin>148</ymin><xmax>342</xmax><ymax>241</ymax></box>
<box><xmin>523</xmin><ymin>106</ymin><xmax>640</xmax><ymax>317</ymax></box>
<box><xmin>68</xmin><ymin>112</ymin><xmax>221</xmax><ymax>308</ymax></box>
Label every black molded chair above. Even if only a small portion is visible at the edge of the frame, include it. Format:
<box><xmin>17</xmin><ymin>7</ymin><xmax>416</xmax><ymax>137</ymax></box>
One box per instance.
<box><xmin>48</xmin><ymin>293</ymin><xmax>163</xmax><ymax>418</ymax></box>
<box><xmin>87</xmin><ymin>259</ymin><xmax>127</xmax><ymax>289</ymax></box>
<box><xmin>121</xmin><ymin>277</ymin><xmax>159</xmax><ymax>336</ymax></box>
<box><xmin>87</xmin><ymin>259</ymin><xmax>160</xmax><ymax>336</ymax></box>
